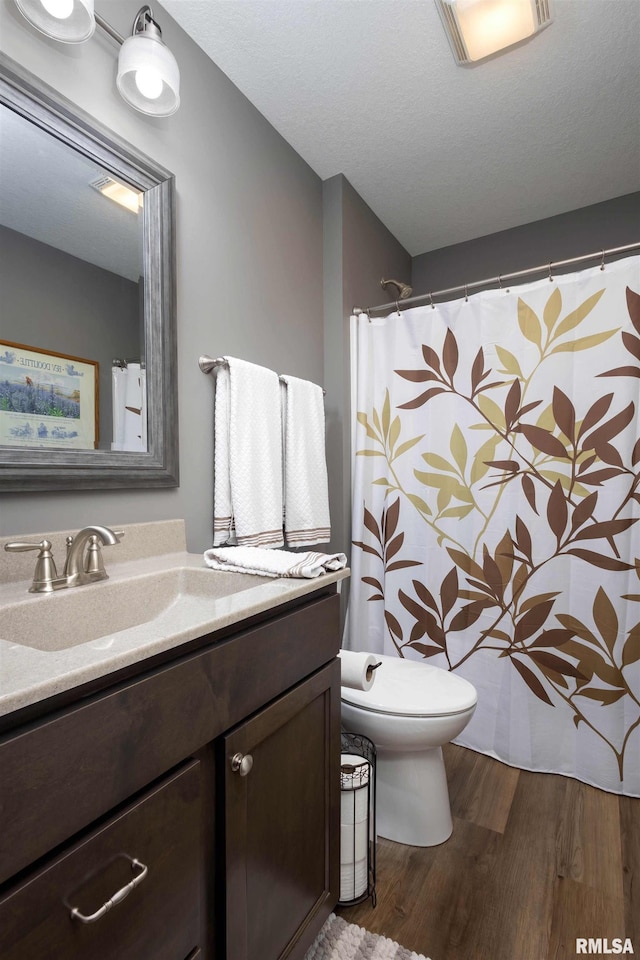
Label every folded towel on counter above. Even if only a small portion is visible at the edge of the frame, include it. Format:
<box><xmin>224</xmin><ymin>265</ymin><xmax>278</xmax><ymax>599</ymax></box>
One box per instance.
<box><xmin>204</xmin><ymin>546</ymin><xmax>347</xmax><ymax>579</ymax></box>
<box><xmin>280</xmin><ymin>374</ymin><xmax>330</xmax><ymax>547</ymax></box>
<box><xmin>213</xmin><ymin>357</ymin><xmax>284</xmax><ymax>548</ymax></box>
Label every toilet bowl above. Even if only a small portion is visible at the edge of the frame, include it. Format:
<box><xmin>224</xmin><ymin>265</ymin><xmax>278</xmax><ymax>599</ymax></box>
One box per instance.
<box><xmin>341</xmin><ymin>653</ymin><xmax>477</xmax><ymax>847</ymax></box>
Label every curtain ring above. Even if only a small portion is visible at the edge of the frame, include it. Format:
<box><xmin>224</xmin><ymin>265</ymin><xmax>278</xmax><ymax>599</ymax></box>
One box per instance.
<box><xmin>498</xmin><ymin>274</ymin><xmax>502</xmax><ymax>290</ymax></box>
<box><xmin>464</xmin><ymin>284</ymin><xmax>468</xmax><ymax>302</ymax></box>
<box><xmin>429</xmin><ymin>292</ymin><xmax>435</xmax><ymax>310</ymax></box>
<box><xmin>366</xmin><ymin>308</ymin><xmax>372</xmax><ymax>322</ymax></box>
<box><xmin>600</xmin><ymin>249</ymin><xmax>606</xmax><ymax>271</ymax></box>
<box><xmin>548</xmin><ymin>262</ymin><xmax>553</xmax><ymax>282</ymax></box>
<box><xmin>396</xmin><ymin>300</ymin><xmax>401</xmax><ymax>316</ymax></box>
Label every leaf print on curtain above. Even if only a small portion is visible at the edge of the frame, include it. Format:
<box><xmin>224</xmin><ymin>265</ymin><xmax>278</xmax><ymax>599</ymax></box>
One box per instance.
<box><xmin>347</xmin><ymin>255</ymin><xmax>640</xmax><ymax>795</ymax></box>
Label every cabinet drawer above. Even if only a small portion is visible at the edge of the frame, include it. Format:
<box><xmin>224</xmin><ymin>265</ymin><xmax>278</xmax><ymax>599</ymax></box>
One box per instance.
<box><xmin>0</xmin><ymin>760</ymin><xmax>202</xmax><ymax>960</ymax></box>
<box><xmin>0</xmin><ymin>591</ymin><xmax>339</xmax><ymax>884</ymax></box>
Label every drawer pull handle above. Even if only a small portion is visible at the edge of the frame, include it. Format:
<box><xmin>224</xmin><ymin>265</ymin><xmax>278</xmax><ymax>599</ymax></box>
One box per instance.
<box><xmin>70</xmin><ymin>857</ymin><xmax>148</xmax><ymax>924</ymax></box>
<box><xmin>231</xmin><ymin>752</ymin><xmax>253</xmax><ymax>776</ymax></box>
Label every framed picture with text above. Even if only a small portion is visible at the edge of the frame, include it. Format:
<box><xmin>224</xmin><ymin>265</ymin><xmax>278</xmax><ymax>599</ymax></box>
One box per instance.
<box><xmin>0</xmin><ymin>340</ymin><xmax>99</xmax><ymax>450</ymax></box>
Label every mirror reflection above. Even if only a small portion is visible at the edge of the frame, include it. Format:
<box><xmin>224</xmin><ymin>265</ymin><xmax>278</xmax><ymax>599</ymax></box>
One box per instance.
<box><xmin>0</xmin><ymin>103</ymin><xmax>147</xmax><ymax>453</ymax></box>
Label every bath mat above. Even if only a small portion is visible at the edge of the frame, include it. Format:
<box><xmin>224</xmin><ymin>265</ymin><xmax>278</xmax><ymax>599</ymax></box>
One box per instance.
<box><xmin>304</xmin><ymin>913</ymin><xmax>432</xmax><ymax>960</ymax></box>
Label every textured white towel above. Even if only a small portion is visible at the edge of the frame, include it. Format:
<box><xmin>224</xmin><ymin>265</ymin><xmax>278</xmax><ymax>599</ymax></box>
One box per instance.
<box><xmin>204</xmin><ymin>546</ymin><xmax>347</xmax><ymax>579</ymax></box>
<box><xmin>280</xmin><ymin>374</ymin><xmax>330</xmax><ymax>547</ymax></box>
<box><xmin>213</xmin><ymin>364</ymin><xmax>233</xmax><ymax>543</ymax></box>
<box><xmin>213</xmin><ymin>357</ymin><xmax>284</xmax><ymax>547</ymax></box>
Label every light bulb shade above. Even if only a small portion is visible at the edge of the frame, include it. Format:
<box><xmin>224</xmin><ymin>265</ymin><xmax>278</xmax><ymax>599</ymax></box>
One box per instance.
<box><xmin>117</xmin><ymin>34</ymin><xmax>180</xmax><ymax>117</ymax></box>
<box><xmin>14</xmin><ymin>0</ymin><xmax>95</xmax><ymax>43</ymax></box>
<box><xmin>436</xmin><ymin>0</ymin><xmax>551</xmax><ymax>64</ymax></box>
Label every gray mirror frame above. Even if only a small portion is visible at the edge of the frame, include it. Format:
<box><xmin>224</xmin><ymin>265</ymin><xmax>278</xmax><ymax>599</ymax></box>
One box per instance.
<box><xmin>0</xmin><ymin>54</ymin><xmax>178</xmax><ymax>491</ymax></box>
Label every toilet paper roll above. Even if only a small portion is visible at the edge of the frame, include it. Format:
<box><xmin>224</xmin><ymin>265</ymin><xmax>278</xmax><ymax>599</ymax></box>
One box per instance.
<box><xmin>340</xmin><ymin>754</ymin><xmax>370</xmax><ymax>790</ymax></box>
<box><xmin>340</xmin><ymin>858</ymin><xmax>368</xmax><ymax>900</ymax></box>
<box><xmin>340</xmin><ymin>782</ymin><xmax>369</xmax><ymax>823</ymax></box>
<box><xmin>340</xmin><ymin>821</ymin><xmax>368</xmax><ymax>863</ymax></box>
<box><xmin>338</xmin><ymin>650</ymin><xmax>381</xmax><ymax>691</ymax></box>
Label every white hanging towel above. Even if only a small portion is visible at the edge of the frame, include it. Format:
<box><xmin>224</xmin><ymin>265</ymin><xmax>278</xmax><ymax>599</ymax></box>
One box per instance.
<box><xmin>111</xmin><ymin>365</ymin><xmax>126</xmax><ymax>451</ymax></box>
<box><xmin>213</xmin><ymin>357</ymin><xmax>284</xmax><ymax>548</ymax></box>
<box><xmin>123</xmin><ymin>362</ymin><xmax>146</xmax><ymax>452</ymax></box>
<box><xmin>280</xmin><ymin>374</ymin><xmax>330</xmax><ymax>546</ymax></box>
<box><xmin>204</xmin><ymin>545</ymin><xmax>347</xmax><ymax>579</ymax></box>
<box><xmin>111</xmin><ymin>363</ymin><xmax>146</xmax><ymax>451</ymax></box>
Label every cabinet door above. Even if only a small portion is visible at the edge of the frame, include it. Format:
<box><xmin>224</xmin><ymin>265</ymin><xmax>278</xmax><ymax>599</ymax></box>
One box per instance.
<box><xmin>0</xmin><ymin>761</ymin><xmax>203</xmax><ymax>960</ymax></box>
<box><xmin>223</xmin><ymin>661</ymin><xmax>340</xmax><ymax>960</ymax></box>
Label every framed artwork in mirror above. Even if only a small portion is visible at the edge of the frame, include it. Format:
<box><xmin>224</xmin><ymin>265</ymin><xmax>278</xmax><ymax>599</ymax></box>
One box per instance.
<box><xmin>0</xmin><ymin>340</ymin><xmax>98</xmax><ymax>450</ymax></box>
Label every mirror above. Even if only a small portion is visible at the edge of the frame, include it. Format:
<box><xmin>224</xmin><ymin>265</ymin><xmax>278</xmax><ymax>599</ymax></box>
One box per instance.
<box><xmin>0</xmin><ymin>53</ymin><xmax>178</xmax><ymax>491</ymax></box>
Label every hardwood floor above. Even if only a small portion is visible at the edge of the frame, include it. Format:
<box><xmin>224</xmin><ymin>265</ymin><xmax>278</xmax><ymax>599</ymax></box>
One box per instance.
<box><xmin>337</xmin><ymin>744</ymin><xmax>639</xmax><ymax>960</ymax></box>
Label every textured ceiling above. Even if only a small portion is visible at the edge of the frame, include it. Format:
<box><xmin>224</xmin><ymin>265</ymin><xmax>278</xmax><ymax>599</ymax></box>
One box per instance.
<box><xmin>162</xmin><ymin>0</ymin><xmax>640</xmax><ymax>256</ymax></box>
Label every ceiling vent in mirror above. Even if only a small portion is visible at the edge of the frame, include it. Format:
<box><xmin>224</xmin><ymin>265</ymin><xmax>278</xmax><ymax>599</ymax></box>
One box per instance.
<box><xmin>90</xmin><ymin>176</ymin><xmax>143</xmax><ymax>214</ymax></box>
<box><xmin>436</xmin><ymin>0</ymin><xmax>552</xmax><ymax>65</ymax></box>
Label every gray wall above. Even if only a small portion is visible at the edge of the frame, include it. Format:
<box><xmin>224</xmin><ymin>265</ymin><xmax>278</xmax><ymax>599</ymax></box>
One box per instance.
<box><xmin>412</xmin><ymin>192</ymin><xmax>640</xmax><ymax>296</ymax></box>
<box><xmin>0</xmin><ymin>225</ymin><xmax>140</xmax><ymax>449</ymax></box>
<box><xmin>323</xmin><ymin>174</ymin><xmax>411</xmax><ymax>573</ymax></box>
<box><xmin>0</xmin><ymin>0</ymin><xmax>324</xmax><ymax>550</ymax></box>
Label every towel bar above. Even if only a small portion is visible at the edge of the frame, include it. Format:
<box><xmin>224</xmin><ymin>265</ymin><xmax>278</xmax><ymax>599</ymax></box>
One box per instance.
<box><xmin>199</xmin><ymin>356</ymin><xmax>326</xmax><ymax>395</ymax></box>
<box><xmin>198</xmin><ymin>355</ymin><xmax>225</xmax><ymax>374</ymax></box>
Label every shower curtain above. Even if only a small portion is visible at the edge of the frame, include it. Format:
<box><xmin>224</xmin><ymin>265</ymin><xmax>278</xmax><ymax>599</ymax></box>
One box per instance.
<box><xmin>347</xmin><ymin>255</ymin><xmax>640</xmax><ymax>795</ymax></box>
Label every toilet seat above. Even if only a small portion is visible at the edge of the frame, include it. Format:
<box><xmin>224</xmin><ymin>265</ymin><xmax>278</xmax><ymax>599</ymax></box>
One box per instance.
<box><xmin>341</xmin><ymin>654</ymin><xmax>477</xmax><ymax>717</ymax></box>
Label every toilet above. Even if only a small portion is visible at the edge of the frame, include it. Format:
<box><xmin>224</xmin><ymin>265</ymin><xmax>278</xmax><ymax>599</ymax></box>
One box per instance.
<box><xmin>341</xmin><ymin>653</ymin><xmax>477</xmax><ymax>847</ymax></box>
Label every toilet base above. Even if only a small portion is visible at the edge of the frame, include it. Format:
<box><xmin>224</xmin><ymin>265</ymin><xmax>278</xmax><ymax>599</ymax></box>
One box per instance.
<box><xmin>376</xmin><ymin>746</ymin><xmax>453</xmax><ymax>847</ymax></box>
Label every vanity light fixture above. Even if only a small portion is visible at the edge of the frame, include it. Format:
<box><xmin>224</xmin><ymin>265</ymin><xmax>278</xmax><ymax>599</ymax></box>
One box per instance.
<box><xmin>13</xmin><ymin>1</ymin><xmax>180</xmax><ymax>116</ymax></box>
<box><xmin>435</xmin><ymin>0</ymin><xmax>552</xmax><ymax>65</ymax></box>
<box><xmin>90</xmin><ymin>176</ymin><xmax>143</xmax><ymax>214</ymax></box>
<box><xmin>14</xmin><ymin>0</ymin><xmax>95</xmax><ymax>43</ymax></box>
<box><xmin>116</xmin><ymin>5</ymin><xmax>180</xmax><ymax>117</ymax></box>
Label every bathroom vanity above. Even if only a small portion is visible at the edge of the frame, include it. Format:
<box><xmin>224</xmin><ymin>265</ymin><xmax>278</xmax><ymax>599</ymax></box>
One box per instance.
<box><xmin>0</xmin><ymin>521</ymin><xmax>347</xmax><ymax>960</ymax></box>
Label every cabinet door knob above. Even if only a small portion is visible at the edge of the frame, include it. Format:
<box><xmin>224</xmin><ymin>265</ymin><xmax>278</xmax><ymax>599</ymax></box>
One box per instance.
<box><xmin>230</xmin><ymin>752</ymin><xmax>253</xmax><ymax>776</ymax></box>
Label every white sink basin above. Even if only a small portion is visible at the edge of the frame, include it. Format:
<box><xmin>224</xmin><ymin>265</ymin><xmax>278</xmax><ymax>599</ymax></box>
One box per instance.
<box><xmin>0</xmin><ymin>567</ymin><xmax>259</xmax><ymax>652</ymax></box>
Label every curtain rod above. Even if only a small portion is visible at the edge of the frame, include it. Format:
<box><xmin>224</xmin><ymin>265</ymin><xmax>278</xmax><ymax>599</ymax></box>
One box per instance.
<box><xmin>352</xmin><ymin>241</ymin><xmax>640</xmax><ymax>316</ymax></box>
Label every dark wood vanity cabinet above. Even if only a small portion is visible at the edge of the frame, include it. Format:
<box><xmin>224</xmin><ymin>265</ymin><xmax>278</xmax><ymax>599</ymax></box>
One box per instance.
<box><xmin>0</xmin><ymin>589</ymin><xmax>341</xmax><ymax>960</ymax></box>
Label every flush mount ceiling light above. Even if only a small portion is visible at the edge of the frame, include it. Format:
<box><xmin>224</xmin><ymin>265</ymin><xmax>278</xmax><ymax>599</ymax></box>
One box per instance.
<box><xmin>14</xmin><ymin>0</ymin><xmax>95</xmax><ymax>43</ymax></box>
<box><xmin>13</xmin><ymin>1</ymin><xmax>180</xmax><ymax>116</ymax></box>
<box><xmin>116</xmin><ymin>5</ymin><xmax>180</xmax><ymax>117</ymax></box>
<box><xmin>436</xmin><ymin>0</ymin><xmax>552</xmax><ymax>65</ymax></box>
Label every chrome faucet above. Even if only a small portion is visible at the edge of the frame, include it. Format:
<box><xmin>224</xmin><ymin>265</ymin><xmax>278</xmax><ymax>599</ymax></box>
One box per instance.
<box><xmin>5</xmin><ymin>525</ymin><xmax>123</xmax><ymax>593</ymax></box>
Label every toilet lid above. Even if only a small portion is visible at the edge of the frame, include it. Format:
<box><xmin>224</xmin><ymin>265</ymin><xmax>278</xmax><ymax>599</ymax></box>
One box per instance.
<box><xmin>341</xmin><ymin>654</ymin><xmax>477</xmax><ymax>717</ymax></box>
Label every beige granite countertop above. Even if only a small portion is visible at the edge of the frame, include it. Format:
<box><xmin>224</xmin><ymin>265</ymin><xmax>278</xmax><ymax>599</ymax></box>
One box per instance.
<box><xmin>0</xmin><ymin>520</ymin><xmax>349</xmax><ymax>719</ymax></box>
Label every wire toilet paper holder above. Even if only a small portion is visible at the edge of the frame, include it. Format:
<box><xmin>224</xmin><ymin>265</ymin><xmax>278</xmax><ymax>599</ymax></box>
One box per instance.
<box><xmin>338</xmin><ymin>731</ymin><xmax>377</xmax><ymax>908</ymax></box>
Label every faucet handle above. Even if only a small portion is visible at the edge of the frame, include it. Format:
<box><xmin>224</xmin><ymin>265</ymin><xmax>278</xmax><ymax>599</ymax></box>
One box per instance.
<box><xmin>4</xmin><ymin>539</ymin><xmax>60</xmax><ymax>593</ymax></box>
<box><xmin>84</xmin><ymin>531</ymin><xmax>124</xmax><ymax>580</ymax></box>
<box><xmin>85</xmin><ymin>535</ymin><xmax>107</xmax><ymax>579</ymax></box>
<box><xmin>5</xmin><ymin>538</ymin><xmax>52</xmax><ymax>553</ymax></box>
